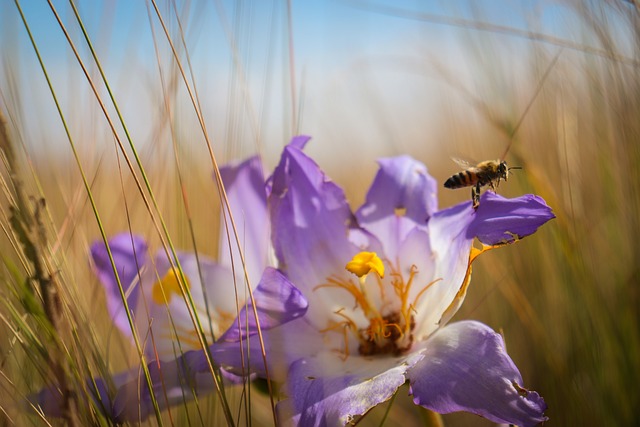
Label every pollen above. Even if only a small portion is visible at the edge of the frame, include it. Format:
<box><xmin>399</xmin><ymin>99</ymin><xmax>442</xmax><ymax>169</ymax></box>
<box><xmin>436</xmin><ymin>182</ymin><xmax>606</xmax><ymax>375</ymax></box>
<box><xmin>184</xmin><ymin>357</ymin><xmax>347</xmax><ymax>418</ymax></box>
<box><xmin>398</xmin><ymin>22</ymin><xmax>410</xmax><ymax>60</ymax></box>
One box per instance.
<box><xmin>152</xmin><ymin>268</ymin><xmax>191</xmax><ymax>304</ymax></box>
<box><xmin>345</xmin><ymin>251</ymin><xmax>385</xmax><ymax>278</ymax></box>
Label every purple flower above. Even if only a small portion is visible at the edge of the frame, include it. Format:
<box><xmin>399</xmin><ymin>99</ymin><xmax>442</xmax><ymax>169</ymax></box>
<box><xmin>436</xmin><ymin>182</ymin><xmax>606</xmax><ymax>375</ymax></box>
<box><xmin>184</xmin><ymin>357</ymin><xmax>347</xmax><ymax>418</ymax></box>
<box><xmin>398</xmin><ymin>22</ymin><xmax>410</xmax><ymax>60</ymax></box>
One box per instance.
<box><xmin>31</xmin><ymin>137</ymin><xmax>553</xmax><ymax>426</ymax></box>
<box><xmin>110</xmin><ymin>265</ymin><xmax>307</xmax><ymax>422</ymax></box>
<box><xmin>31</xmin><ymin>156</ymin><xmax>308</xmax><ymax>421</ymax></box>
<box><xmin>90</xmin><ymin>233</ymin><xmax>237</xmax><ymax>360</ymax></box>
<box><xmin>90</xmin><ymin>156</ymin><xmax>270</xmax><ymax>362</ymax></box>
<box><xmin>211</xmin><ymin>136</ymin><xmax>553</xmax><ymax>426</ymax></box>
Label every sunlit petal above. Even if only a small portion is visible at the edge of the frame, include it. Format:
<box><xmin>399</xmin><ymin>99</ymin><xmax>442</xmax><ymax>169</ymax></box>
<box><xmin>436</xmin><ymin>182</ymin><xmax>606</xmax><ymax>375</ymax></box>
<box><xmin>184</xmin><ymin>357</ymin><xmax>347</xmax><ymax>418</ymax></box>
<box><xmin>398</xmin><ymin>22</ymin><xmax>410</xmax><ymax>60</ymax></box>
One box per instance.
<box><xmin>268</xmin><ymin>138</ymin><xmax>359</xmax><ymax>324</ymax></box>
<box><xmin>218</xmin><ymin>155</ymin><xmax>269</xmax><ymax>286</ymax></box>
<box><xmin>278</xmin><ymin>352</ymin><xmax>422</xmax><ymax>426</ymax></box>
<box><xmin>217</xmin><ymin>267</ymin><xmax>308</xmax><ymax>343</ymax></box>
<box><xmin>409</xmin><ymin>321</ymin><xmax>548</xmax><ymax>427</ymax></box>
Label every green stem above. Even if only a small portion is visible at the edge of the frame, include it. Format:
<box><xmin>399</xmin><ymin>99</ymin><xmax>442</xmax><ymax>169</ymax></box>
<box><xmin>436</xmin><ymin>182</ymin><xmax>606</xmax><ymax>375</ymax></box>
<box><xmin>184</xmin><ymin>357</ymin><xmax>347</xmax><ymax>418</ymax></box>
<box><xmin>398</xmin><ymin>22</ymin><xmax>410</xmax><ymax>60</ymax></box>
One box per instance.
<box><xmin>419</xmin><ymin>407</ymin><xmax>445</xmax><ymax>427</ymax></box>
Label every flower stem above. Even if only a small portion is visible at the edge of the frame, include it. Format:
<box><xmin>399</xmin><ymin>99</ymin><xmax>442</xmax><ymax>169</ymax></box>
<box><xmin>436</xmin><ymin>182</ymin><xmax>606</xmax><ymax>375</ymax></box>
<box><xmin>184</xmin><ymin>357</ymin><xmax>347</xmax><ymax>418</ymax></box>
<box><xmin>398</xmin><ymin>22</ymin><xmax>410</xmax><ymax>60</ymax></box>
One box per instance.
<box><xmin>377</xmin><ymin>391</ymin><xmax>398</xmax><ymax>426</ymax></box>
<box><xmin>419</xmin><ymin>407</ymin><xmax>445</xmax><ymax>427</ymax></box>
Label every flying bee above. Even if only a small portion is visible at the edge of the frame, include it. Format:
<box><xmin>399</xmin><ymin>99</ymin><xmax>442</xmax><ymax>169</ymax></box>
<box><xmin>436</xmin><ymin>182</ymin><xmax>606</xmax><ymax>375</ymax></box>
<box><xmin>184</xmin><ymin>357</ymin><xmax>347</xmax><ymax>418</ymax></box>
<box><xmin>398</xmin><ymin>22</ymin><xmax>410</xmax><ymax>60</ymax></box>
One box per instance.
<box><xmin>440</xmin><ymin>50</ymin><xmax>560</xmax><ymax>210</ymax></box>
<box><xmin>444</xmin><ymin>158</ymin><xmax>521</xmax><ymax>210</ymax></box>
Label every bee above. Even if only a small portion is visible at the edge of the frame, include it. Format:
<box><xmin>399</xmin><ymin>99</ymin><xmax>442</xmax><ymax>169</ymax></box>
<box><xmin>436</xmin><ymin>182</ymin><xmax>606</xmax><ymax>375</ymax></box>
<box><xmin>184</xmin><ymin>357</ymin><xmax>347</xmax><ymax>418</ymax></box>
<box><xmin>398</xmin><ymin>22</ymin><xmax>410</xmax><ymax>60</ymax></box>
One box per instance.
<box><xmin>440</xmin><ymin>50</ymin><xmax>560</xmax><ymax>210</ymax></box>
<box><xmin>444</xmin><ymin>159</ymin><xmax>520</xmax><ymax>209</ymax></box>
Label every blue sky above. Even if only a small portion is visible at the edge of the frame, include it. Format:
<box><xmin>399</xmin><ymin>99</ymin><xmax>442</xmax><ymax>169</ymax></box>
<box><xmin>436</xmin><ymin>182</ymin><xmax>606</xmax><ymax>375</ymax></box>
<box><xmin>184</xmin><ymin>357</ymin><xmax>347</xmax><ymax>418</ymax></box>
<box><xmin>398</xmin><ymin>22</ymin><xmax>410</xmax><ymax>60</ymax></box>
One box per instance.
<box><xmin>0</xmin><ymin>1</ymin><xmax>631</xmax><ymax>170</ymax></box>
<box><xmin>5</xmin><ymin>1</ymin><xmax>541</xmax><ymax>78</ymax></box>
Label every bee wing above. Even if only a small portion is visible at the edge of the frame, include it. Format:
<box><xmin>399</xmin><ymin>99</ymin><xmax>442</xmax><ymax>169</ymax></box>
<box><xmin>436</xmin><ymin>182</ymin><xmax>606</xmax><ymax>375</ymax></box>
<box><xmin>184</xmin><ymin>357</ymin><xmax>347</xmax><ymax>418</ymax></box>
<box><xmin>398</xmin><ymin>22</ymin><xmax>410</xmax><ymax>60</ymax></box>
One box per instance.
<box><xmin>451</xmin><ymin>157</ymin><xmax>473</xmax><ymax>169</ymax></box>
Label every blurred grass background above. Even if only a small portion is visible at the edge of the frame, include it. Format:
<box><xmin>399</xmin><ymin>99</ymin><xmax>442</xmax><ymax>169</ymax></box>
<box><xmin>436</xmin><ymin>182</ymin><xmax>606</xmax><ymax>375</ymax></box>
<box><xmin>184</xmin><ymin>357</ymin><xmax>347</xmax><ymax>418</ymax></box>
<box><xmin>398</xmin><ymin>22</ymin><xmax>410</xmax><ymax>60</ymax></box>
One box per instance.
<box><xmin>1</xmin><ymin>0</ymin><xmax>639</xmax><ymax>426</ymax></box>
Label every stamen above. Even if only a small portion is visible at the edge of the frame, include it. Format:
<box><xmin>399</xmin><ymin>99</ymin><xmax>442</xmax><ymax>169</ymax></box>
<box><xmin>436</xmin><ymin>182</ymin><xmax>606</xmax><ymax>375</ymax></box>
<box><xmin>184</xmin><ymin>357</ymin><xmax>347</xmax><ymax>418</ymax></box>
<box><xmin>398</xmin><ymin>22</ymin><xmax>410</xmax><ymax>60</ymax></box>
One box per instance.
<box><xmin>413</xmin><ymin>278</ymin><xmax>443</xmax><ymax>309</ymax></box>
<box><xmin>366</xmin><ymin>318</ymin><xmax>403</xmax><ymax>341</ymax></box>
<box><xmin>340</xmin><ymin>324</ymin><xmax>350</xmax><ymax>360</ymax></box>
<box><xmin>318</xmin><ymin>308</ymin><xmax>358</xmax><ymax>359</ymax></box>
<box><xmin>318</xmin><ymin>308</ymin><xmax>358</xmax><ymax>333</ymax></box>
<box><xmin>315</xmin><ymin>278</ymin><xmax>374</xmax><ymax>316</ymax></box>
<box><xmin>374</xmin><ymin>271</ymin><xmax>386</xmax><ymax>301</ymax></box>
<box><xmin>316</xmin><ymin>253</ymin><xmax>441</xmax><ymax>358</ymax></box>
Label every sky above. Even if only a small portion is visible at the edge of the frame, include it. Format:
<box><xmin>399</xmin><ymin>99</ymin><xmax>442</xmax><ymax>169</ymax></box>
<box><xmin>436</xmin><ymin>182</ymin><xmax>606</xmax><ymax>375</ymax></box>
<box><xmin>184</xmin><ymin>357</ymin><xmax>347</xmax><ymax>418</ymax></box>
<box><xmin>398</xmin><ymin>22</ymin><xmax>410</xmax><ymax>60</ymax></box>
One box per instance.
<box><xmin>0</xmin><ymin>0</ymin><xmax>633</xmax><ymax>171</ymax></box>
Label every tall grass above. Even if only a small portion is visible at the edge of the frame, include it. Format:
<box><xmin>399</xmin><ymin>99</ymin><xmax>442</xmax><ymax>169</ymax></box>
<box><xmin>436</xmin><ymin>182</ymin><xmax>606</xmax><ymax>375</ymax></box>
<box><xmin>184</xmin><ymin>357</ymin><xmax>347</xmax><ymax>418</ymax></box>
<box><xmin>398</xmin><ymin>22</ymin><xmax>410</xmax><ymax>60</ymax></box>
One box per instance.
<box><xmin>1</xmin><ymin>1</ymin><xmax>639</xmax><ymax>426</ymax></box>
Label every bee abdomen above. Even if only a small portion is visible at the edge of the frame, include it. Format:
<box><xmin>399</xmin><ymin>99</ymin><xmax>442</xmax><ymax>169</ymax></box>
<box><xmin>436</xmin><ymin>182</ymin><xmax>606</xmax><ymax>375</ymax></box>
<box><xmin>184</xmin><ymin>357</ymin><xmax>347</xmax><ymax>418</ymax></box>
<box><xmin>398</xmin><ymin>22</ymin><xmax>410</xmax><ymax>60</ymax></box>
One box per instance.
<box><xmin>444</xmin><ymin>171</ymin><xmax>475</xmax><ymax>189</ymax></box>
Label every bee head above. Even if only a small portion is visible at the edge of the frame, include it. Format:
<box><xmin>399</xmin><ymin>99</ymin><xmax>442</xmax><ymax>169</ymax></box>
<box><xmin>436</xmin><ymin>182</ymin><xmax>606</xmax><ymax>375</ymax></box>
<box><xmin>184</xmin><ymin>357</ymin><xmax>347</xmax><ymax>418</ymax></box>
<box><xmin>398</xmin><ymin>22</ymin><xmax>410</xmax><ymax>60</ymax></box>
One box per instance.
<box><xmin>502</xmin><ymin>161</ymin><xmax>522</xmax><ymax>181</ymax></box>
<box><xmin>498</xmin><ymin>161</ymin><xmax>509</xmax><ymax>180</ymax></box>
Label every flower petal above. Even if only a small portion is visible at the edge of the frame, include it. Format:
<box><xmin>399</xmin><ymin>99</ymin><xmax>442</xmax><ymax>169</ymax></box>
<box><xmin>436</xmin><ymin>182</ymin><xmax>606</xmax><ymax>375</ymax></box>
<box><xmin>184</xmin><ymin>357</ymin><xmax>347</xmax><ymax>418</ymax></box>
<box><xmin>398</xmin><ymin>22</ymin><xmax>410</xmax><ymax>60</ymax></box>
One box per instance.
<box><xmin>469</xmin><ymin>192</ymin><xmax>555</xmax><ymax>245</ymax></box>
<box><xmin>30</xmin><ymin>370</ymin><xmax>134</xmax><ymax>420</ymax></box>
<box><xmin>217</xmin><ymin>267</ymin><xmax>308</xmax><ymax>343</ymax></box>
<box><xmin>90</xmin><ymin>233</ymin><xmax>148</xmax><ymax>338</ymax></box>
<box><xmin>268</xmin><ymin>137</ymin><xmax>358</xmax><ymax>320</ymax></box>
<box><xmin>355</xmin><ymin>156</ymin><xmax>437</xmax><ymax>259</ymax></box>
<box><xmin>218</xmin><ymin>155</ymin><xmax>269</xmax><ymax>286</ymax></box>
<box><xmin>278</xmin><ymin>352</ymin><xmax>423</xmax><ymax>426</ymax></box>
<box><xmin>412</xmin><ymin>203</ymin><xmax>475</xmax><ymax>333</ymax></box>
<box><xmin>395</xmin><ymin>227</ymin><xmax>447</xmax><ymax>337</ymax></box>
<box><xmin>111</xmin><ymin>357</ymin><xmax>217</xmax><ymax>423</ymax></box>
<box><xmin>208</xmin><ymin>318</ymin><xmax>323</xmax><ymax>381</ymax></box>
<box><xmin>408</xmin><ymin>320</ymin><xmax>547</xmax><ymax>427</ymax></box>
<box><xmin>187</xmin><ymin>268</ymin><xmax>308</xmax><ymax>379</ymax></box>
<box><xmin>424</xmin><ymin>192</ymin><xmax>555</xmax><ymax>330</ymax></box>
<box><xmin>32</xmin><ymin>355</ymin><xmax>228</xmax><ymax>422</ymax></box>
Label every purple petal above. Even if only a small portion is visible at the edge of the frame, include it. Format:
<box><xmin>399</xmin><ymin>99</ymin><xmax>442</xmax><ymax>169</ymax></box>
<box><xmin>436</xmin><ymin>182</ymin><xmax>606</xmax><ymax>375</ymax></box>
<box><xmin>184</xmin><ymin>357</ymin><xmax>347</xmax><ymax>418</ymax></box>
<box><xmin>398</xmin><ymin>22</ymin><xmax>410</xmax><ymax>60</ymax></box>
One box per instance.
<box><xmin>432</xmin><ymin>192</ymin><xmax>555</xmax><ymax>249</ymax></box>
<box><xmin>218</xmin><ymin>155</ymin><xmax>269</xmax><ymax>286</ymax></box>
<box><xmin>469</xmin><ymin>192</ymin><xmax>555</xmax><ymax>245</ymax></box>
<box><xmin>290</xmin><ymin>134</ymin><xmax>312</xmax><ymax>150</ymax></box>
<box><xmin>355</xmin><ymin>156</ymin><xmax>438</xmax><ymax>258</ymax></box>
<box><xmin>205</xmin><ymin>334</ymin><xmax>265</xmax><ymax>377</ymax></box>
<box><xmin>112</xmin><ymin>351</ymin><xmax>244</xmax><ymax>423</ymax></box>
<box><xmin>111</xmin><ymin>382</ymin><xmax>154</xmax><ymax>422</ymax></box>
<box><xmin>115</xmin><ymin>351</ymin><xmax>245</xmax><ymax>423</ymax></box>
<box><xmin>278</xmin><ymin>354</ymin><xmax>421</xmax><ymax>426</ymax></box>
<box><xmin>218</xmin><ymin>267</ymin><xmax>308</xmax><ymax>343</ymax></box>
<box><xmin>33</xmin><ymin>357</ymin><xmax>227</xmax><ymax>423</ymax></box>
<box><xmin>207</xmin><ymin>318</ymin><xmax>323</xmax><ymax>381</ymax></box>
<box><xmin>268</xmin><ymin>137</ymin><xmax>357</xmax><ymax>295</ymax></box>
<box><xmin>30</xmin><ymin>370</ymin><xmax>136</xmax><ymax>420</ymax></box>
<box><xmin>90</xmin><ymin>233</ymin><xmax>148</xmax><ymax>337</ymax></box>
<box><xmin>408</xmin><ymin>321</ymin><xmax>547</xmax><ymax>427</ymax></box>
<box><xmin>30</xmin><ymin>378</ymin><xmax>112</xmax><ymax>419</ymax></box>
<box><xmin>426</xmin><ymin>192</ymin><xmax>554</xmax><ymax>327</ymax></box>
<box><xmin>115</xmin><ymin>363</ymin><xmax>175</xmax><ymax>421</ymax></box>
<box><xmin>184</xmin><ymin>267</ymin><xmax>308</xmax><ymax>378</ymax></box>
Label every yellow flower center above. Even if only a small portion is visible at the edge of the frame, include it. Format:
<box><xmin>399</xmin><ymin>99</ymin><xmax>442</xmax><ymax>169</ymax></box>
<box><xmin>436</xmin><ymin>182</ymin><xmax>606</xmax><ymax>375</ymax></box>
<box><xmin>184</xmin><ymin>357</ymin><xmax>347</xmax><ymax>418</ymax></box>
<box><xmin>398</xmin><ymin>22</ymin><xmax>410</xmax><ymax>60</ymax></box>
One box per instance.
<box><xmin>151</xmin><ymin>268</ymin><xmax>191</xmax><ymax>304</ymax></box>
<box><xmin>316</xmin><ymin>251</ymin><xmax>440</xmax><ymax>359</ymax></box>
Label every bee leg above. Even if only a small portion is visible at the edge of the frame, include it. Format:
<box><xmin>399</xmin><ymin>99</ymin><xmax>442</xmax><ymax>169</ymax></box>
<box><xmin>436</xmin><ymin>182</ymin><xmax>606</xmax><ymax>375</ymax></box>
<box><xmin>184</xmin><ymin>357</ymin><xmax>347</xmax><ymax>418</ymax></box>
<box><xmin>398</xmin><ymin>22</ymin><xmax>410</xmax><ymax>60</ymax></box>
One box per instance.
<box><xmin>472</xmin><ymin>185</ymin><xmax>480</xmax><ymax>210</ymax></box>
